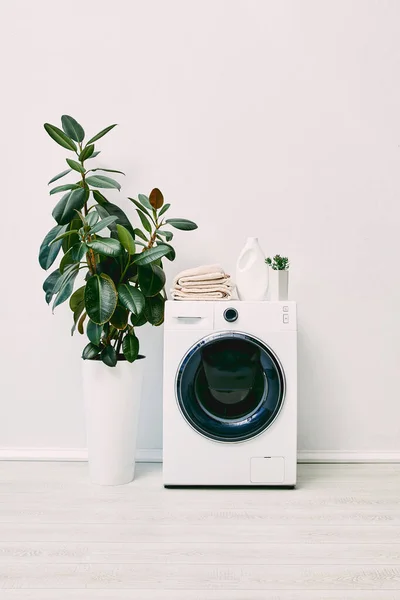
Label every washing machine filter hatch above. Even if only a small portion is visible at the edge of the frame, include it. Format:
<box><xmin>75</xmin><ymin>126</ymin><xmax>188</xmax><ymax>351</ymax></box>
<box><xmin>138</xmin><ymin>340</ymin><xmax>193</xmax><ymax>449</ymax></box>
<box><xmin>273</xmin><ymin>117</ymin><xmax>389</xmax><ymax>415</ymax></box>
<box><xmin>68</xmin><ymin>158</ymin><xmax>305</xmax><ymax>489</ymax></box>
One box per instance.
<box><xmin>176</xmin><ymin>332</ymin><xmax>285</xmax><ymax>442</ymax></box>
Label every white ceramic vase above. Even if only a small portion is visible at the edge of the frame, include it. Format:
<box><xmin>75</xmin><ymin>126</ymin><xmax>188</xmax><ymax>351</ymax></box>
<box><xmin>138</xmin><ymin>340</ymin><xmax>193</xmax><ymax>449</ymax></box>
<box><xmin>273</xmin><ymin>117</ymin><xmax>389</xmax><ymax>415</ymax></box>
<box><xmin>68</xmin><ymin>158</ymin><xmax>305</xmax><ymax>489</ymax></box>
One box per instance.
<box><xmin>269</xmin><ymin>269</ymin><xmax>289</xmax><ymax>301</ymax></box>
<box><xmin>236</xmin><ymin>237</ymin><xmax>269</xmax><ymax>301</ymax></box>
<box><xmin>82</xmin><ymin>358</ymin><xmax>145</xmax><ymax>486</ymax></box>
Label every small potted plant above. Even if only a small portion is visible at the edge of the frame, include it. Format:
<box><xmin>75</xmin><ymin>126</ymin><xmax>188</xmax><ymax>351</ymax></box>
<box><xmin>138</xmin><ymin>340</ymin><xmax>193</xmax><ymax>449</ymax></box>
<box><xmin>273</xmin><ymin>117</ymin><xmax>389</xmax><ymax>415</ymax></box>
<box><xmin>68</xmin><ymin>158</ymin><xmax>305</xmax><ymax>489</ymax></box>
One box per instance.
<box><xmin>265</xmin><ymin>255</ymin><xmax>289</xmax><ymax>301</ymax></box>
<box><xmin>39</xmin><ymin>115</ymin><xmax>197</xmax><ymax>485</ymax></box>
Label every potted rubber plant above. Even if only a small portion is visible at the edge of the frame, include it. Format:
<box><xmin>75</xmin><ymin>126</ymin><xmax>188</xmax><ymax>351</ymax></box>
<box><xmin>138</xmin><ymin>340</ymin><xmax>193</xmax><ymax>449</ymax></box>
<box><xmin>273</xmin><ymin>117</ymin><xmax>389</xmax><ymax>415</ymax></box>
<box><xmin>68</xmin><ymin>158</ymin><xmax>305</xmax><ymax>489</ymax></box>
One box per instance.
<box><xmin>265</xmin><ymin>255</ymin><xmax>289</xmax><ymax>301</ymax></box>
<box><xmin>39</xmin><ymin>115</ymin><xmax>197</xmax><ymax>485</ymax></box>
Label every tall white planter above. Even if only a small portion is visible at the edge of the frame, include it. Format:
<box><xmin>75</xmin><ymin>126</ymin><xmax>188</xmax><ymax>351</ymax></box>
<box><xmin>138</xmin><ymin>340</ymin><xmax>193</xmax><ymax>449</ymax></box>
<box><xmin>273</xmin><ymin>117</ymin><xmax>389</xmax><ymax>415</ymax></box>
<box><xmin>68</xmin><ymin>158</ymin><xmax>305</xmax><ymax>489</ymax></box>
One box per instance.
<box><xmin>236</xmin><ymin>237</ymin><xmax>269</xmax><ymax>301</ymax></box>
<box><xmin>269</xmin><ymin>269</ymin><xmax>289</xmax><ymax>301</ymax></box>
<box><xmin>82</xmin><ymin>358</ymin><xmax>145</xmax><ymax>486</ymax></box>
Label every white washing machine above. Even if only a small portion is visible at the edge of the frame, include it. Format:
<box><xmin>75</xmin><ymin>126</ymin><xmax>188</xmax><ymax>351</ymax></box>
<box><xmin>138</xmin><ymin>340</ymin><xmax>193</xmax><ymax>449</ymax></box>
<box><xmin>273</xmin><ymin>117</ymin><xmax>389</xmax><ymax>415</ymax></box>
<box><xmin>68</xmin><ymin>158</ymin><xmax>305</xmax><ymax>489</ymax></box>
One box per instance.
<box><xmin>163</xmin><ymin>300</ymin><xmax>297</xmax><ymax>487</ymax></box>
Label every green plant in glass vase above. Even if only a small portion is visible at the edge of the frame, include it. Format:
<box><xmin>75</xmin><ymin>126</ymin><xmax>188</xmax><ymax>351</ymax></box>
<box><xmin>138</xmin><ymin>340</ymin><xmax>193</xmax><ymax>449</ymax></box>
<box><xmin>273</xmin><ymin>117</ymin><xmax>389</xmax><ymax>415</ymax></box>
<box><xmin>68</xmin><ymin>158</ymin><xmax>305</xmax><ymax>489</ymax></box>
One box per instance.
<box><xmin>39</xmin><ymin>115</ymin><xmax>197</xmax><ymax>367</ymax></box>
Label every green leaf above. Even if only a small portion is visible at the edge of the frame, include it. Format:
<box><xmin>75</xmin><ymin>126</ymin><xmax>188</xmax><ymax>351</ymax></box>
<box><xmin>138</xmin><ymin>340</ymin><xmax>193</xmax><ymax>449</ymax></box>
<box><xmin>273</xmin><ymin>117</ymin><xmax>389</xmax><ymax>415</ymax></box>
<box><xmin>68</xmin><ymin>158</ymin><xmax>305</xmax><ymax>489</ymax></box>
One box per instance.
<box><xmin>123</xmin><ymin>331</ymin><xmax>139</xmax><ymax>362</ymax></box>
<box><xmin>44</xmin><ymin>123</ymin><xmax>77</xmax><ymax>151</ymax></box>
<box><xmin>82</xmin><ymin>342</ymin><xmax>101</xmax><ymax>360</ymax></box>
<box><xmin>66</xmin><ymin>158</ymin><xmax>85</xmax><ymax>174</ymax></box>
<box><xmin>85</xmin><ymin>175</ymin><xmax>121</xmax><ymax>190</ymax></box>
<box><xmin>43</xmin><ymin>269</ymin><xmax>61</xmax><ymax>304</ymax></box>
<box><xmin>93</xmin><ymin>191</ymin><xmax>136</xmax><ymax>239</ymax></box>
<box><xmin>49</xmin><ymin>229</ymin><xmax>79</xmax><ymax>245</ymax></box>
<box><xmin>117</xmin><ymin>284</ymin><xmax>145</xmax><ymax>315</ymax></box>
<box><xmin>116</xmin><ymin>224</ymin><xmax>135</xmax><ymax>254</ymax></box>
<box><xmin>62</xmin><ymin>218</ymin><xmax>81</xmax><ymax>253</ymax></box>
<box><xmin>49</xmin><ymin>183</ymin><xmax>80</xmax><ymax>195</ymax></box>
<box><xmin>132</xmin><ymin>244</ymin><xmax>172</xmax><ymax>266</ymax></box>
<box><xmin>165</xmin><ymin>218</ymin><xmax>198</xmax><ymax>230</ymax></box>
<box><xmin>101</xmin><ymin>345</ymin><xmax>117</xmax><ymax>367</ymax></box>
<box><xmin>87</xmin><ymin>320</ymin><xmax>103</xmax><ymax>346</ymax></box>
<box><xmin>86</xmin><ymin>237</ymin><xmax>122</xmax><ymax>257</ymax></box>
<box><xmin>89</xmin><ymin>215</ymin><xmax>118</xmax><ymax>235</ymax></box>
<box><xmin>136</xmin><ymin>210</ymin><xmax>152</xmax><ymax>233</ymax></box>
<box><xmin>157</xmin><ymin>229</ymin><xmax>173</xmax><ymax>242</ymax></box>
<box><xmin>61</xmin><ymin>115</ymin><xmax>85</xmax><ymax>142</ymax></box>
<box><xmin>86</xmin><ymin>124</ymin><xmax>117</xmax><ymax>145</ymax></box>
<box><xmin>130</xmin><ymin>311</ymin><xmax>147</xmax><ymax>327</ymax></box>
<box><xmin>77</xmin><ymin>311</ymin><xmax>87</xmax><ymax>334</ymax></box>
<box><xmin>39</xmin><ymin>224</ymin><xmax>68</xmax><ymax>270</ymax></box>
<box><xmin>149</xmin><ymin>188</ymin><xmax>164</xmax><ymax>209</ymax></box>
<box><xmin>89</xmin><ymin>168</ymin><xmax>125</xmax><ymax>175</ymax></box>
<box><xmin>158</xmin><ymin>203</ymin><xmax>170</xmax><ymax>217</ymax></box>
<box><xmin>48</xmin><ymin>169</ymin><xmax>72</xmax><ymax>185</ymax></box>
<box><xmin>138</xmin><ymin>264</ymin><xmax>166</xmax><ymax>297</ymax></box>
<box><xmin>79</xmin><ymin>144</ymin><xmax>95</xmax><ymax>162</ymax></box>
<box><xmin>70</xmin><ymin>285</ymin><xmax>86</xmax><ymax>312</ymax></box>
<box><xmin>86</xmin><ymin>150</ymin><xmax>101</xmax><ymax>160</ymax></box>
<box><xmin>60</xmin><ymin>242</ymin><xmax>87</xmax><ymax>273</ymax></box>
<box><xmin>110</xmin><ymin>304</ymin><xmax>129</xmax><ymax>330</ymax></box>
<box><xmin>128</xmin><ymin>198</ymin><xmax>152</xmax><ymax>218</ymax></box>
<box><xmin>86</xmin><ymin>210</ymin><xmax>99</xmax><ymax>227</ymax></box>
<box><xmin>85</xmin><ymin>274</ymin><xmax>118</xmax><ymax>325</ymax></box>
<box><xmin>52</xmin><ymin>188</ymin><xmax>88</xmax><ymax>225</ymax></box>
<box><xmin>52</xmin><ymin>266</ymin><xmax>79</xmax><ymax>310</ymax></box>
<box><xmin>158</xmin><ymin>241</ymin><xmax>175</xmax><ymax>261</ymax></box>
<box><xmin>134</xmin><ymin>228</ymin><xmax>148</xmax><ymax>241</ymax></box>
<box><xmin>145</xmin><ymin>293</ymin><xmax>165</xmax><ymax>326</ymax></box>
<box><xmin>138</xmin><ymin>194</ymin><xmax>154</xmax><ymax>211</ymax></box>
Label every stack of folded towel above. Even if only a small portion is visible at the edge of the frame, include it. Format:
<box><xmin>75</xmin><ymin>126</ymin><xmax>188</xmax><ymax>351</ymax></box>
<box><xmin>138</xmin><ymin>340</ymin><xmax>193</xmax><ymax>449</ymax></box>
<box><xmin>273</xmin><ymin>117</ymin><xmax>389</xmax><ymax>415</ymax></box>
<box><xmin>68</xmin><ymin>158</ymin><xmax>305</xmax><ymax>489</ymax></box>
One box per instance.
<box><xmin>171</xmin><ymin>264</ymin><xmax>233</xmax><ymax>300</ymax></box>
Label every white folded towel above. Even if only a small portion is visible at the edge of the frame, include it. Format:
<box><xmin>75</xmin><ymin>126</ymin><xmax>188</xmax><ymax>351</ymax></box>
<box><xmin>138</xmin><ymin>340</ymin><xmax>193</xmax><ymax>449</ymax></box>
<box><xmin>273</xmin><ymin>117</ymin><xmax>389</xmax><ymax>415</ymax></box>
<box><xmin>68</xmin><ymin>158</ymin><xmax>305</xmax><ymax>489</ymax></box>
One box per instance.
<box><xmin>172</xmin><ymin>264</ymin><xmax>233</xmax><ymax>301</ymax></box>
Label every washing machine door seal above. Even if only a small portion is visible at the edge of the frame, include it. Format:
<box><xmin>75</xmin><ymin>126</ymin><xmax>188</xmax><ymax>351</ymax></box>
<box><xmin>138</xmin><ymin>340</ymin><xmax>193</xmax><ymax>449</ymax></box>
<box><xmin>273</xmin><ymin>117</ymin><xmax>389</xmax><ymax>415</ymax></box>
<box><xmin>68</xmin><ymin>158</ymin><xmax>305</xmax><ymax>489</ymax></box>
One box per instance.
<box><xmin>176</xmin><ymin>331</ymin><xmax>286</xmax><ymax>443</ymax></box>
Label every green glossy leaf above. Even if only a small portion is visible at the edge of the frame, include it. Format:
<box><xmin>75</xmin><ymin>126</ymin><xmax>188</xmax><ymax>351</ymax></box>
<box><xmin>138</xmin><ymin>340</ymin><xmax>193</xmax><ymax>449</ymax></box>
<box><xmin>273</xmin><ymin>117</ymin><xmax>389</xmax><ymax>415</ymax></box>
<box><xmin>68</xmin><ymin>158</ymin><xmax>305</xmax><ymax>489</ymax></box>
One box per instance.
<box><xmin>61</xmin><ymin>115</ymin><xmax>85</xmax><ymax>142</ymax></box>
<box><xmin>132</xmin><ymin>244</ymin><xmax>172</xmax><ymax>266</ymax></box>
<box><xmin>87</xmin><ymin>320</ymin><xmax>103</xmax><ymax>346</ymax></box>
<box><xmin>145</xmin><ymin>293</ymin><xmax>165</xmax><ymax>326</ymax></box>
<box><xmin>149</xmin><ymin>188</ymin><xmax>164</xmax><ymax>209</ymax></box>
<box><xmin>86</xmin><ymin>237</ymin><xmax>122</xmax><ymax>257</ymax></box>
<box><xmin>158</xmin><ymin>241</ymin><xmax>175</xmax><ymax>261</ymax></box>
<box><xmin>86</xmin><ymin>210</ymin><xmax>99</xmax><ymax>227</ymax></box>
<box><xmin>82</xmin><ymin>342</ymin><xmax>101</xmax><ymax>360</ymax></box>
<box><xmin>157</xmin><ymin>229</ymin><xmax>173</xmax><ymax>241</ymax></box>
<box><xmin>66</xmin><ymin>158</ymin><xmax>85</xmax><ymax>174</ymax></box>
<box><xmin>49</xmin><ymin>229</ymin><xmax>79</xmax><ymax>245</ymax></box>
<box><xmin>48</xmin><ymin>169</ymin><xmax>72</xmax><ymax>185</ymax></box>
<box><xmin>49</xmin><ymin>183</ymin><xmax>80</xmax><ymax>195</ymax></box>
<box><xmin>52</xmin><ymin>188</ymin><xmax>88</xmax><ymax>225</ymax></box>
<box><xmin>158</xmin><ymin>203</ymin><xmax>170</xmax><ymax>217</ymax></box>
<box><xmin>136</xmin><ymin>210</ymin><xmax>152</xmax><ymax>234</ymax></box>
<box><xmin>110</xmin><ymin>304</ymin><xmax>129</xmax><ymax>330</ymax></box>
<box><xmin>93</xmin><ymin>191</ymin><xmax>136</xmax><ymax>239</ymax></box>
<box><xmin>138</xmin><ymin>264</ymin><xmax>166</xmax><ymax>297</ymax></box>
<box><xmin>138</xmin><ymin>194</ymin><xmax>153</xmax><ymax>211</ymax></box>
<box><xmin>85</xmin><ymin>175</ymin><xmax>121</xmax><ymax>190</ymax></box>
<box><xmin>89</xmin><ymin>216</ymin><xmax>118</xmax><ymax>235</ymax></box>
<box><xmin>128</xmin><ymin>198</ymin><xmax>152</xmax><ymax>218</ymax></box>
<box><xmin>117</xmin><ymin>284</ymin><xmax>145</xmax><ymax>316</ymax></box>
<box><xmin>44</xmin><ymin>123</ymin><xmax>77</xmax><ymax>151</ymax></box>
<box><xmin>116</xmin><ymin>224</ymin><xmax>135</xmax><ymax>254</ymax></box>
<box><xmin>62</xmin><ymin>218</ymin><xmax>81</xmax><ymax>253</ymax></box>
<box><xmin>39</xmin><ymin>224</ymin><xmax>68</xmax><ymax>270</ymax></box>
<box><xmin>89</xmin><ymin>168</ymin><xmax>125</xmax><ymax>175</ymax></box>
<box><xmin>52</xmin><ymin>267</ymin><xmax>78</xmax><ymax>310</ymax></box>
<box><xmin>123</xmin><ymin>331</ymin><xmax>139</xmax><ymax>362</ymax></box>
<box><xmin>79</xmin><ymin>144</ymin><xmax>95</xmax><ymax>162</ymax></box>
<box><xmin>86</xmin><ymin>150</ymin><xmax>101</xmax><ymax>160</ymax></box>
<box><xmin>101</xmin><ymin>344</ymin><xmax>117</xmax><ymax>367</ymax></box>
<box><xmin>130</xmin><ymin>311</ymin><xmax>147</xmax><ymax>327</ymax></box>
<box><xmin>43</xmin><ymin>269</ymin><xmax>61</xmax><ymax>304</ymax></box>
<box><xmin>134</xmin><ymin>228</ymin><xmax>148</xmax><ymax>241</ymax></box>
<box><xmin>60</xmin><ymin>242</ymin><xmax>87</xmax><ymax>273</ymax></box>
<box><xmin>165</xmin><ymin>218</ymin><xmax>198</xmax><ymax>230</ymax></box>
<box><xmin>70</xmin><ymin>285</ymin><xmax>85</xmax><ymax>312</ymax></box>
<box><xmin>84</xmin><ymin>273</ymin><xmax>118</xmax><ymax>325</ymax></box>
<box><xmin>86</xmin><ymin>124</ymin><xmax>117</xmax><ymax>145</ymax></box>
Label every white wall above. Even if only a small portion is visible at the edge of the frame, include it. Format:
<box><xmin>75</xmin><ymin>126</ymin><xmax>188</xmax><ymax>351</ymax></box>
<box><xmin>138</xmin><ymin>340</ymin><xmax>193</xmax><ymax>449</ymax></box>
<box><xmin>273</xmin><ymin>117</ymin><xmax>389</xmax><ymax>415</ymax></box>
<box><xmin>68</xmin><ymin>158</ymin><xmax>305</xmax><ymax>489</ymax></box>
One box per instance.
<box><xmin>2</xmin><ymin>0</ymin><xmax>400</xmax><ymax>460</ymax></box>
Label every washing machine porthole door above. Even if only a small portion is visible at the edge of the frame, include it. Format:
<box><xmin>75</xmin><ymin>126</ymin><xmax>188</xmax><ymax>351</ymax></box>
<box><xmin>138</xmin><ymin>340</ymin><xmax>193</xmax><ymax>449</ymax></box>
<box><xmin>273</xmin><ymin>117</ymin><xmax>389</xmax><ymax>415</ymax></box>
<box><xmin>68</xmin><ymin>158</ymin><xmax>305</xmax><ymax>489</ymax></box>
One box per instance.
<box><xmin>176</xmin><ymin>332</ymin><xmax>285</xmax><ymax>442</ymax></box>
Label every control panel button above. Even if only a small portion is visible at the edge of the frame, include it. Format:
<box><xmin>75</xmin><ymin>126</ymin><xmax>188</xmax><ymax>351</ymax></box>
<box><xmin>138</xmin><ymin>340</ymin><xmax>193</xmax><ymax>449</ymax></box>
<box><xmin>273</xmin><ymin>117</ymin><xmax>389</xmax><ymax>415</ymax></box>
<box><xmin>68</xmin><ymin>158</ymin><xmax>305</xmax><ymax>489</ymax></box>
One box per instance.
<box><xmin>283</xmin><ymin>306</ymin><xmax>289</xmax><ymax>312</ymax></box>
<box><xmin>283</xmin><ymin>314</ymin><xmax>289</xmax><ymax>324</ymax></box>
<box><xmin>224</xmin><ymin>308</ymin><xmax>238</xmax><ymax>323</ymax></box>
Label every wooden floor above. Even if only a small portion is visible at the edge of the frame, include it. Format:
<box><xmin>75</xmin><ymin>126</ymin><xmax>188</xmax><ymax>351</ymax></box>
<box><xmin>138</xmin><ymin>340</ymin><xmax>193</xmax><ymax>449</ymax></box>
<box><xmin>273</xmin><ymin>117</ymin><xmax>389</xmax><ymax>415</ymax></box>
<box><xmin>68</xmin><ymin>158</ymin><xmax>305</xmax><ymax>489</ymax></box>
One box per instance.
<box><xmin>1</xmin><ymin>462</ymin><xmax>400</xmax><ymax>599</ymax></box>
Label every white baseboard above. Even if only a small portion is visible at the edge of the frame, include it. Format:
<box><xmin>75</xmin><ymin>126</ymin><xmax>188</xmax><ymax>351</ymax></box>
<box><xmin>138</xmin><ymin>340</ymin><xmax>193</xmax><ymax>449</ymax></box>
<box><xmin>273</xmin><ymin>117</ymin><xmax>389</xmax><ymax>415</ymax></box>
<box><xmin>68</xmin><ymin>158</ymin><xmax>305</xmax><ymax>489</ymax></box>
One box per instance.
<box><xmin>0</xmin><ymin>448</ymin><xmax>400</xmax><ymax>463</ymax></box>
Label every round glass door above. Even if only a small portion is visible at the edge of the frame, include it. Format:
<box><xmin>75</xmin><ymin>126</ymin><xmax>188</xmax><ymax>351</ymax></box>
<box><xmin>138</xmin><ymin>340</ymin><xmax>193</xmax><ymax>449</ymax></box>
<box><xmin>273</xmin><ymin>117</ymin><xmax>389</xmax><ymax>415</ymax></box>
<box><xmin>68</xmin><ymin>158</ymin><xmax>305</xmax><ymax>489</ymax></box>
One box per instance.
<box><xmin>176</xmin><ymin>332</ymin><xmax>285</xmax><ymax>442</ymax></box>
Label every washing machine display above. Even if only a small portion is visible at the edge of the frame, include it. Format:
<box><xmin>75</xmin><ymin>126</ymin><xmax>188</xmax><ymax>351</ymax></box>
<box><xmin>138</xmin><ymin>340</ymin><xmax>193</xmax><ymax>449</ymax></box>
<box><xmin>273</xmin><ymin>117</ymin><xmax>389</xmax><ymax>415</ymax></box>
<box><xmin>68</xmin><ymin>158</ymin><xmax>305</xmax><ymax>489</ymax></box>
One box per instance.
<box><xmin>176</xmin><ymin>332</ymin><xmax>285</xmax><ymax>442</ymax></box>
